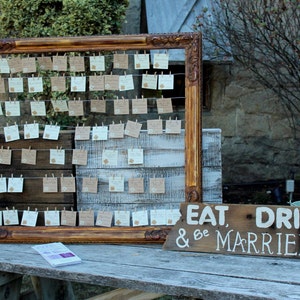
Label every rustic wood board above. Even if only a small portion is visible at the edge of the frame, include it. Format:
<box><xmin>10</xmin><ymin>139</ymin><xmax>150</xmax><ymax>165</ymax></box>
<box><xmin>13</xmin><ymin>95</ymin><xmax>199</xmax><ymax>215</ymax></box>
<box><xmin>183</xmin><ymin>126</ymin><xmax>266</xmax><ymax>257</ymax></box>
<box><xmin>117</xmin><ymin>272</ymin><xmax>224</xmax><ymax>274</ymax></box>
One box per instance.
<box><xmin>0</xmin><ymin>243</ymin><xmax>299</xmax><ymax>299</ymax></box>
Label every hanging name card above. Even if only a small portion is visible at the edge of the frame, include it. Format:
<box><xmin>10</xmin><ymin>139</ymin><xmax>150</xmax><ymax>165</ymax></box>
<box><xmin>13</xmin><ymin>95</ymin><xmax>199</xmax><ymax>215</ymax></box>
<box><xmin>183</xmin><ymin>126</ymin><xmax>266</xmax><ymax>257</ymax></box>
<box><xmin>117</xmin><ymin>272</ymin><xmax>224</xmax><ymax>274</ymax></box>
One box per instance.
<box><xmin>113</xmin><ymin>53</ymin><xmax>128</xmax><ymax>69</ymax></box>
<box><xmin>21</xmin><ymin>210</ymin><xmax>38</xmax><ymax>227</ymax></box>
<box><xmin>28</xmin><ymin>77</ymin><xmax>43</xmax><ymax>93</ymax></box>
<box><xmin>31</xmin><ymin>101</ymin><xmax>46</xmax><ymax>116</ymax></box>
<box><xmin>75</xmin><ymin>126</ymin><xmax>91</xmax><ymax>140</ymax></box>
<box><xmin>114</xmin><ymin>210</ymin><xmax>130</xmax><ymax>226</ymax></box>
<box><xmin>5</xmin><ymin>101</ymin><xmax>21</xmax><ymax>116</ymax></box>
<box><xmin>61</xmin><ymin>210</ymin><xmax>77</xmax><ymax>226</ymax></box>
<box><xmin>4</xmin><ymin>124</ymin><xmax>20</xmax><ymax>142</ymax></box>
<box><xmin>92</xmin><ymin>125</ymin><xmax>108</xmax><ymax>141</ymax></box>
<box><xmin>8</xmin><ymin>177</ymin><xmax>24</xmax><ymax>193</ymax></box>
<box><xmin>96</xmin><ymin>211</ymin><xmax>113</xmax><ymax>227</ymax></box>
<box><xmin>43</xmin><ymin>176</ymin><xmax>58</xmax><ymax>193</ymax></box>
<box><xmin>3</xmin><ymin>209</ymin><xmax>19</xmax><ymax>225</ymax></box>
<box><xmin>52</xmin><ymin>56</ymin><xmax>67</xmax><ymax>71</ymax></box>
<box><xmin>89</xmin><ymin>56</ymin><xmax>105</xmax><ymax>71</ymax></box>
<box><xmin>51</xmin><ymin>76</ymin><xmax>66</xmax><ymax>92</ymax></box>
<box><xmin>44</xmin><ymin>210</ymin><xmax>60</xmax><ymax>226</ymax></box>
<box><xmin>0</xmin><ymin>177</ymin><xmax>7</xmax><ymax>193</ymax></box>
<box><xmin>79</xmin><ymin>210</ymin><xmax>94</xmax><ymax>226</ymax></box>
<box><xmin>82</xmin><ymin>177</ymin><xmax>98</xmax><ymax>194</ymax></box>
<box><xmin>0</xmin><ymin>148</ymin><xmax>12</xmax><ymax>165</ymax></box>
<box><xmin>153</xmin><ymin>53</ymin><xmax>169</xmax><ymax>69</ymax></box>
<box><xmin>89</xmin><ymin>75</ymin><xmax>105</xmax><ymax>91</ymax></box>
<box><xmin>132</xmin><ymin>210</ymin><xmax>149</xmax><ymax>227</ymax></box>
<box><xmin>21</xmin><ymin>148</ymin><xmax>37</xmax><ymax>165</ymax></box>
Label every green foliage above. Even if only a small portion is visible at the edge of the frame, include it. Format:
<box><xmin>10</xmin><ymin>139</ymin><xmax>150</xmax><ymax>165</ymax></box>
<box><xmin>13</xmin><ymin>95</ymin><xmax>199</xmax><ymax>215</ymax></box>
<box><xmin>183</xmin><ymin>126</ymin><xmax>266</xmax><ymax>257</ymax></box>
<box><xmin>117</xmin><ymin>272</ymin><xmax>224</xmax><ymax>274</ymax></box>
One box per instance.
<box><xmin>0</xmin><ymin>0</ymin><xmax>129</xmax><ymax>38</ymax></box>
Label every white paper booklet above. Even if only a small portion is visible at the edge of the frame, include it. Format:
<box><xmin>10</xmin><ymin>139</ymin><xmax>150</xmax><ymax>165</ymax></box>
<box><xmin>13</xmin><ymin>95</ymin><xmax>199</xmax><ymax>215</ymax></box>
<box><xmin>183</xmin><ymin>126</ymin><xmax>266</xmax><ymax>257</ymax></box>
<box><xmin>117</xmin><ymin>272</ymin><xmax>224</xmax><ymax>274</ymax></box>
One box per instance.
<box><xmin>32</xmin><ymin>242</ymin><xmax>82</xmax><ymax>267</ymax></box>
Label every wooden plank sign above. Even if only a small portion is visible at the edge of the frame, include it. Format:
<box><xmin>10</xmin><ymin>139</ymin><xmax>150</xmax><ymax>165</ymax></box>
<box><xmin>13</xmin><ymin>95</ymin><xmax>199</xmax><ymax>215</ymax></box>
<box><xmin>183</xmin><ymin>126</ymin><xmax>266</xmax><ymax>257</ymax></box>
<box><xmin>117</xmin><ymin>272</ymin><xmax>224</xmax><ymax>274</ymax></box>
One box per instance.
<box><xmin>164</xmin><ymin>203</ymin><xmax>300</xmax><ymax>258</ymax></box>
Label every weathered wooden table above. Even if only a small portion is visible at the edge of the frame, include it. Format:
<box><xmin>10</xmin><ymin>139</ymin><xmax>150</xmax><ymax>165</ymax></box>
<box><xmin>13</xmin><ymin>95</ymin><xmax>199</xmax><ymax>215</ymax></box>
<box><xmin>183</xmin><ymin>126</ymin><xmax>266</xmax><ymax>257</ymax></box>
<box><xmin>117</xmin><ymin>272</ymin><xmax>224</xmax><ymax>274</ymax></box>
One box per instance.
<box><xmin>0</xmin><ymin>243</ymin><xmax>299</xmax><ymax>300</ymax></box>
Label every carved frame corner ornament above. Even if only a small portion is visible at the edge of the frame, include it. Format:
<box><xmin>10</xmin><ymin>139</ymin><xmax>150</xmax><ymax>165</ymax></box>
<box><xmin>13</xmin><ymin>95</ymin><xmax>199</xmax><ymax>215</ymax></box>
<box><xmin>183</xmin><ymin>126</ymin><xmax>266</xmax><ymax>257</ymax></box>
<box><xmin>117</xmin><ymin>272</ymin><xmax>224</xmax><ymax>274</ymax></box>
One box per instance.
<box><xmin>0</xmin><ymin>33</ymin><xmax>202</xmax><ymax>243</ymax></box>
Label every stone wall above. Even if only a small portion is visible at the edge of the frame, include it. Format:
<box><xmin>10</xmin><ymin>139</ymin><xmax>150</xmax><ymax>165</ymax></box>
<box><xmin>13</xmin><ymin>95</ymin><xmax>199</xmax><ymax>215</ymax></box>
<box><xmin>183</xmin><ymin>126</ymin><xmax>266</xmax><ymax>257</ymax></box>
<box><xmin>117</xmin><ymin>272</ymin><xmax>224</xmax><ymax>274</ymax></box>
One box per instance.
<box><xmin>203</xmin><ymin>64</ymin><xmax>300</xmax><ymax>183</ymax></box>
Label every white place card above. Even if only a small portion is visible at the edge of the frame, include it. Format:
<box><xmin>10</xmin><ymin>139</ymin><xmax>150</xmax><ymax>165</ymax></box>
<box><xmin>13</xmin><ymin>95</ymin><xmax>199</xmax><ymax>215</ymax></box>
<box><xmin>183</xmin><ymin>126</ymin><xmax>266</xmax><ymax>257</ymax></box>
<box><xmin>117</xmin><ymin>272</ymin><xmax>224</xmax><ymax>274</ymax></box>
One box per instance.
<box><xmin>119</xmin><ymin>74</ymin><xmax>134</xmax><ymax>91</ymax></box>
<box><xmin>74</xmin><ymin>126</ymin><xmax>91</xmax><ymax>140</ymax></box>
<box><xmin>0</xmin><ymin>177</ymin><xmax>7</xmax><ymax>193</ymax></box>
<box><xmin>96</xmin><ymin>211</ymin><xmax>113</xmax><ymax>227</ymax></box>
<box><xmin>30</xmin><ymin>101</ymin><xmax>46</xmax><ymax>116</ymax></box>
<box><xmin>3</xmin><ymin>209</ymin><xmax>19</xmax><ymax>225</ymax></box>
<box><xmin>114</xmin><ymin>210</ymin><xmax>130</xmax><ymax>226</ymax></box>
<box><xmin>132</xmin><ymin>210</ymin><xmax>149</xmax><ymax>227</ymax></box>
<box><xmin>158</xmin><ymin>74</ymin><xmax>174</xmax><ymax>90</ymax></box>
<box><xmin>150</xmin><ymin>209</ymin><xmax>167</xmax><ymax>225</ymax></box>
<box><xmin>165</xmin><ymin>209</ymin><xmax>181</xmax><ymax>225</ymax></box>
<box><xmin>153</xmin><ymin>53</ymin><xmax>169</xmax><ymax>69</ymax></box>
<box><xmin>0</xmin><ymin>211</ymin><xmax>2</xmax><ymax>225</ymax></box>
<box><xmin>102</xmin><ymin>149</ymin><xmax>118</xmax><ymax>166</ymax></box>
<box><xmin>71</xmin><ymin>76</ymin><xmax>86</xmax><ymax>92</ymax></box>
<box><xmin>89</xmin><ymin>56</ymin><xmax>105</xmax><ymax>71</ymax></box>
<box><xmin>5</xmin><ymin>101</ymin><xmax>21</xmax><ymax>116</ymax></box>
<box><xmin>128</xmin><ymin>148</ymin><xmax>144</xmax><ymax>165</ymax></box>
<box><xmin>43</xmin><ymin>124</ymin><xmax>60</xmax><ymax>140</ymax></box>
<box><xmin>24</xmin><ymin>123</ymin><xmax>39</xmax><ymax>139</ymax></box>
<box><xmin>21</xmin><ymin>210</ymin><xmax>38</xmax><ymax>227</ymax></box>
<box><xmin>8</xmin><ymin>177</ymin><xmax>24</xmax><ymax>193</ymax></box>
<box><xmin>92</xmin><ymin>125</ymin><xmax>108</xmax><ymax>141</ymax></box>
<box><xmin>28</xmin><ymin>77</ymin><xmax>43</xmax><ymax>93</ymax></box>
<box><xmin>50</xmin><ymin>148</ymin><xmax>65</xmax><ymax>165</ymax></box>
<box><xmin>109</xmin><ymin>176</ymin><xmax>124</xmax><ymax>192</ymax></box>
<box><xmin>142</xmin><ymin>74</ymin><xmax>157</xmax><ymax>89</ymax></box>
<box><xmin>0</xmin><ymin>58</ymin><xmax>10</xmax><ymax>73</ymax></box>
<box><xmin>8</xmin><ymin>77</ymin><xmax>24</xmax><ymax>93</ymax></box>
<box><xmin>134</xmin><ymin>54</ymin><xmax>150</xmax><ymax>69</ymax></box>
<box><xmin>44</xmin><ymin>210</ymin><xmax>60</xmax><ymax>226</ymax></box>
<box><xmin>4</xmin><ymin>124</ymin><xmax>20</xmax><ymax>142</ymax></box>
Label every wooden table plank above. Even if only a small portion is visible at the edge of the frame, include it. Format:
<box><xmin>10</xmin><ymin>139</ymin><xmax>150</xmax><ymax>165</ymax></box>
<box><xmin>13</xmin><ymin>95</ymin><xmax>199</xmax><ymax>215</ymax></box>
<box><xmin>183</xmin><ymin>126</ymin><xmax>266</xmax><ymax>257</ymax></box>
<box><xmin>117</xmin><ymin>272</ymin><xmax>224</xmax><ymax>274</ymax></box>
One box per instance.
<box><xmin>0</xmin><ymin>244</ymin><xmax>299</xmax><ymax>300</ymax></box>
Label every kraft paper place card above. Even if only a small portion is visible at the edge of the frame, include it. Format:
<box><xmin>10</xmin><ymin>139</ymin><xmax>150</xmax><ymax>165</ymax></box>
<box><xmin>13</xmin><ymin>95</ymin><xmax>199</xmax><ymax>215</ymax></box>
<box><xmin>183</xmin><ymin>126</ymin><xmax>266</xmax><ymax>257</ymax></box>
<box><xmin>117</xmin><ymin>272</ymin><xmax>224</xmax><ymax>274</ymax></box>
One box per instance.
<box><xmin>132</xmin><ymin>210</ymin><xmax>149</xmax><ymax>227</ymax></box>
<box><xmin>71</xmin><ymin>76</ymin><xmax>86</xmax><ymax>92</ymax></box>
<box><xmin>44</xmin><ymin>210</ymin><xmax>60</xmax><ymax>226</ymax></box>
<box><xmin>153</xmin><ymin>53</ymin><xmax>169</xmax><ymax>69</ymax></box>
<box><xmin>37</xmin><ymin>56</ymin><xmax>52</xmax><ymax>71</ymax></box>
<box><xmin>32</xmin><ymin>242</ymin><xmax>81</xmax><ymax>267</ymax></box>
<box><xmin>30</xmin><ymin>101</ymin><xmax>46</xmax><ymax>116</ymax></box>
<box><xmin>22</xmin><ymin>57</ymin><xmax>36</xmax><ymax>73</ymax></box>
<box><xmin>149</xmin><ymin>177</ymin><xmax>165</xmax><ymax>194</ymax></box>
<box><xmin>109</xmin><ymin>122</ymin><xmax>124</xmax><ymax>139</ymax></box>
<box><xmin>5</xmin><ymin>101</ymin><xmax>21</xmax><ymax>116</ymax></box>
<box><xmin>109</xmin><ymin>176</ymin><xmax>124</xmax><ymax>192</ymax></box>
<box><xmin>127</xmin><ymin>148</ymin><xmax>144</xmax><ymax>165</ymax></box>
<box><xmin>51</xmin><ymin>76</ymin><xmax>66</xmax><ymax>92</ymax></box>
<box><xmin>60</xmin><ymin>176</ymin><xmax>76</xmax><ymax>193</ymax></box>
<box><xmin>21</xmin><ymin>148</ymin><xmax>37</xmax><ymax>165</ymax></box>
<box><xmin>92</xmin><ymin>125</ymin><xmax>108</xmax><ymax>140</ymax></box>
<box><xmin>69</xmin><ymin>56</ymin><xmax>85</xmax><ymax>72</ymax></box>
<box><xmin>147</xmin><ymin>119</ymin><xmax>163</xmax><ymax>135</ymax></box>
<box><xmin>4</xmin><ymin>124</ymin><xmax>20</xmax><ymax>142</ymax></box>
<box><xmin>43</xmin><ymin>124</ymin><xmax>60</xmax><ymax>140</ymax></box>
<box><xmin>60</xmin><ymin>210</ymin><xmax>77</xmax><ymax>226</ymax></box>
<box><xmin>90</xmin><ymin>98</ymin><xmax>106</xmax><ymax>113</ymax></box>
<box><xmin>124</xmin><ymin>120</ymin><xmax>142</xmax><ymax>138</ymax></box>
<box><xmin>165</xmin><ymin>119</ymin><xmax>182</xmax><ymax>134</ymax></box>
<box><xmin>142</xmin><ymin>73</ymin><xmax>157</xmax><ymax>89</ymax></box>
<box><xmin>24</xmin><ymin>123</ymin><xmax>39</xmax><ymax>139</ymax></box>
<box><xmin>134</xmin><ymin>53</ymin><xmax>150</xmax><ymax>69</ymax></box>
<box><xmin>78</xmin><ymin>210</ymin><xmax>94</xmax><ymax>226</ymax></box>
<box><xmin>50</xmin><ymin>148</ymin><xmax>65</xmax><ymax>165</ymax></box>
<box><xmin>150</xmin><ymin>209</ymin><xmax>167</xmax><ymax>225</ymax></box>
<box><xmin>8</xmin><ymin>57</ymin><xmax>22</xmax><ymax>73</ymax></box>
<box><xmin>3</xmin><ymin>208</ymin><xmax>19</xmax><ymax>225</ymax></box>
<box><xmin>132</xmin><ymin>97</ymin><xmax>148</xmax><ymax>114</ymax></box>
<box><xmin>52</xmin><ymin>55</ymin><xmax>67</xmax><ymax>71</ymax></box>
<box><xmin>102</xmin><ymin>149</ymin><xmax>118</xmax><ymax>166</ymax></box>
<box><xmin>158</xmin><ymin>73</ymin><xmax>174</xmax><ymax>90</ymax></box>
<box><xmin>51</xmin><ymin>99</ymin><xmax>68</xmax><ymax>112</ymax></box>
<box><xmin>28</xmin><ymin>77</ymin><xmax>43</xmax><ymax>93</ymax></box>
<box><xmin>89</xmin><ymin>75</ymin><xmax>105</xmax><ymax>91</ymax></box>
<box><xmin>96</xmin><ymin>211</ymin><xmax>113</xmax><ymax>227</ymax></box>
<box><xmin>114</xmin><ymin>210</ymin><xmax>130</xmax><ymax>226</ymax></box>
<box><xmin>113</xmin><ymin>53</ymin><xmax>128</xmax><ymax>69</ymax></box>
<box><xmin>82</xmin><ymin>177</ymin><xmax>98</xmax><ymax>194</ymax></box>
<box><xmin>0</xmin><ymin>58</ymin><xmax>10</xmax><ymax>73</ymax></box>
<box><xmin>43</xmin><ymin>176</ymin><xmax>58</xmax><ymax>193</ymax></box>
<box><xmin>156</xmin><ymin>97</ymin><xmax>173</xmax><ymax>114</ymax></box>
<box><xmin>68</xmin><ymin>100</ymin><xmax>84</xmax><ymax>116</ymax></box>
<box><xmin>21</xmin><ymin>210</ymin><xmax>38</xmax><ymax>227</ymax></box>
<box><xmin>89</xmin><ymin>55</ymin><xmax>105</xmax><ymax>71</ymax></box>
<box><xmin>72</xmin><ymin>149</ymin><xmax>88</xmax><ymax>166</ymax></box>
<box><xmin>128</xmin><ymin>177</ymin><xmax>144</xmax><ymax>194</ymax></box>
<box><xmin>119</xmin><ymin>74</ymin><xmax>134</xmax><ymax>91</ymax></box>
<box><xmin>104</xmin><ymin>74</ymin><xmax>119</xmax><ymax>90</ymax></box>
<box><xmin>8</xmin><ymin>177</ymin><xmax>24</xmax><ymax>193</ymax></box>
<box><xmin>74</xmin><ymin>126</ymin><xmax>91</xmax><ymax>140</ymax></box>
<box><xmin>0</xmin><ymin>148</ymin><xmax>12</xmax><ymax>165</ymax></box>
<box><xmin>0</xmin><ymin>77</ymin><xmax>5</xmax><ymax>94</ymax></box>
<box><xmin>114</xmin><ymin>98</ymin><xmax>129</xmax><ymax>115</ymax></box>
<box><xmin>0</xmin><ymin>177</ymin><xmax>7</xmax><ymax>193</ymax></box>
